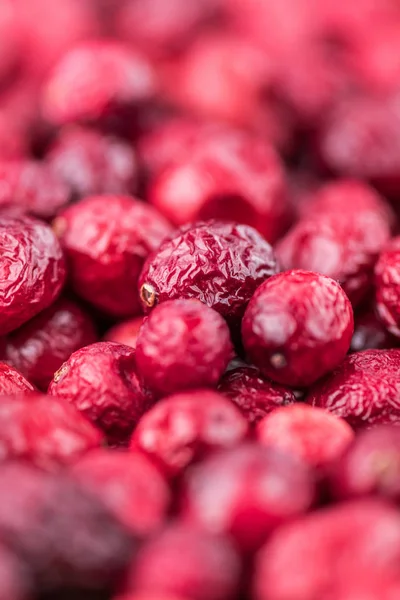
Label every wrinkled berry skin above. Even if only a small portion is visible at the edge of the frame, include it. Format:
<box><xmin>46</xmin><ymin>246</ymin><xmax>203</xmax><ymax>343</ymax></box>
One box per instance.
<box><xmin>48</xmin><ymin>342</ymin><xmax>154</xmax><ymax>444</ymax></box>
<box><xmin>123</xmin><ymin>523</ymin><xmax>241</xmax><ymax>600</ymax></box>
<box><xmin>182</xmin><ymin>444</ymin><xmax>315</xmax><ymax>552</ymax></box>
<box><xmin>54</xmin><ymin>195</ymin><xmax>172</xmax><ymax>317</ymax></box>
<box><xmin>0</xmin><ymin>462</ymin><xmax>134</xmax><ymax>590</ymax></box>
<box><xmin>72</xmin><ymin>449</ymin><xmax>170</xmax><ymax>536</ymax></box>
<box><xmin>0</xmin><ymin>543</ymin><xmax>32</xmax><ymax>600</ymax></box>
<box><xmin>375</xmin><ymin>237</ymin><xmax>400</xmax><ymax>338</ymax></box>
<box><xmin>3</xmin><ymin>297</ymin><xmax>97</xmax><ymax>391</ymax></box>
<box><xmin>308</xmin><ymin>349</ymin><xmax>400</xmax><ymax>427</ymax></box>
<box><xmin>0</xmin><ymin>393</ymin><xmax>102</xmax><ymax>469</ymax></box>
<box><xmin>242</xmin><ymin>270</ymin><xmax>354</xmax><ymax>387</ymax></box>
<box><xmin>0</xmin><ymin>362</ymin><xmax>35</xmax><ymax>394</ymax></box>
<box><xmin>105</xmin><ymin>316</ymin><xmax>144</xmax><ymax>349</ymax></box>
<box><xmin>136</xmin><ymin>300</ymin><xmax>233</xmax><ymax>397</ymax></box>
<box><xmin>139</xmin><ymin>220</ymin><xmax>278</xmax><ymax>328</ymax></box>
<box><xmin>351</xmin><ymin>304</ymin><xmax>397</xmax><ymax>352</ymax></box>
<box><xmin>0</xmin><ymin>216</ymin><xmax>66</xmax><ymax>335</ymax></box>
<box><xmin>47</xmin><ymin>126</ymin><xmax>138</xmax><ymax>200</ymax></box>
<box><xmin>218</xmin><ymin>365</ymin><xmax>296</xmax><ymax>425</ymax></box>
<box><xmin>130</xmin><ymin>390</ymin><xmax>248</xmax><ymax>477</ymax></box>
<box><xmin>257</xmin><ymin>404</ymin><xmax>354</xmax><ymax>469</ymax></box>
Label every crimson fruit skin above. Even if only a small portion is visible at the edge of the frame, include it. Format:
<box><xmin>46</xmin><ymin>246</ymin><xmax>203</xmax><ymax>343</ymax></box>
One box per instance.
<box><xmin>136</xmin><ymin>300</ymin><xmax>233</xmax><ymax>397</ymax></box>
<box><xmin>0</xmin><ymin>362</ymin><xmax>35</xmax><ymax>394</ymax></box>
<box><xmin>53</xmin><ymin>195</ymin><xmax>172</xmax><ymax>317</ymax></box>
<box><xmin>48</xmin><ymin>341</ymin><xmax>153</xmax><ymax>444</ymax></box>
<box><xmin>375</xmin><ymin>237</ymin><xmax>400</xmax><ymax>338</ymax></box>
<box><xmin>351</xmin><ymin>304</ymin><xmax>398</xmax><ymax>352</ymax></box>
<box><xmin>308</xmin><ymin>349</ymin><xmax>400</xmax><ymax>428</ymax></box>
<box><xmin>71</xmin><ymin>449</ymin><xmax>171</xmax><ymax>536</ymax></box>
<box><xmin>42</xmin><ymin>41</ymin><xmax>157</xmax><ymax>125</ymax></box>
<box><xmin>3</xmin><ymin>297</ymin><xmax>97</xmax><ymax>391</ymax></box>
<box><xmin>0</xmin><ymin>393</ymin><xmax>102</xmax><ymax>469</ymax></box>
<box><xmin>242</xmin><ymin>270</ymin><xmax>354</xmax><ymax>387</ymax></box>
<box><xmin>0</xmin><ymin>216</ymin><xmax>66</xmax><ymax>335</ymax></box>
<box><xmin>181</xmin><ymin>443</ymin><xmax>315</xmax><ymax>552</ymax></box>
<box><xmin>253</xmin><ymin>499</ymin><xmax>400</xmax><ymax>600</ymax></box>
<box><xmin>130</xmin><ymin>390</ymin><xmax>248</xmax><ymax>477</ymax></box>
<box><xmin>218</xmin><ymin>365</ymin><xmax>297</xmax><ymax>425</ymax></box>
<box><xmin>105</xmin><ymin>316</ymin><xmax>144</xmax><ymax>349</ymax></box>
<box><xmin>47</xmin><ymin>126</ymin><xmax>138</xmax><ymax>200</ymax></box>
<box><xmin>256</xmin><ymin>404</ymin><xmax>354</xmax><ymax>469</ymax></box>
<box><xmin>124</xmin><ymin>523</ymin><xmax>241</xmax><ymax>600</ymax></box>
<box><xmin>139</xmin><ymin>220</ymin><xmax>279</xmax><ymax>328</ymax></box>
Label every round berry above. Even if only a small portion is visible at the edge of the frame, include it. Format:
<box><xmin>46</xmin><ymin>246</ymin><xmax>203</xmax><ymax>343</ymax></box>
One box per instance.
<box><xmin>242</xmin><ymin>270</ymin><xmax>354</xmax><ymax>387</ymax></box>
<box><xmin>136</xmin><ymin>300</ymin><xmax>232</xmax><ymax>397</ymax></box>
<box><xmin>0</xmin><ymin>362</ymin><xmax>35</xmax><ymax>394</ymax></box>
<box><xmin>48</xmin><ymin>341</ymin><xmax>154</xmax><ymax>444</ymax></box>
<box><xmin>53</xmin><ymin>195</ymin><xmax>172</xmax><ymax>317</ymax></box>
<box><xmin>375</xmin><ymin>237</ymin><xmax>400</xmax><ymax>337</ymax></box>
<box><xmin>130</xmin><ymin>390</ymin><xmax>248</xmax><ymax>477</ymax></box>
<box><xmin>139</xmin><ymin>220</ymin><xmax>278</xmax><ymax>328</ymax></box>
<box><xmin>0</xmin><ymin>216</ymin><xmax>66</xmax><ymax>335</ymax></box>
<box><xmin>105</xmin><ymin>316</ymin><xmax>144</xmax><ymax>349</ymax></box>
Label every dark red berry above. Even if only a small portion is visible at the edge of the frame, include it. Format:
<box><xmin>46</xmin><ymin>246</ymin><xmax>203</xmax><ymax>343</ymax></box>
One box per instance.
<box><xmin>130</xmin><ymin>390</ymin><xmax>248</xmax><ymax>477</ymax></box>
<box><xmin>242</xmin><ymin>270</ymin><xmax>354</xmax><ymax>387</ymax></box>
<box><xmin>308</xmin><ymin>349</ymin><xmax>400</xmax><ymax>427</ymax></box>
<box><xmin>182</xmin><ymin>443</ymin><xmax>315</xmax><ymax>552</ymax></box>
<box><xmin>48</xmin><ymin>341</ymin><xmax>154</xmax><ymax>444</ymax></box>
<box><xmin>139</xmin><ymin>220</ymin><xmax>278</xmax><ymax>328</ymax></box>
<box><xmin>136</xmin><ymin>300</ymin><xmax>233</xmax><ymax>397</ymax></box>
<box><xmin>218</xmin><ymin>365</ymin><xmax>296</xmax><ymax>425</ymax></box>
<box><xmin>375</xmin><ymin>237</ymin><xmax>400</xmax><ymax>338</ymax></box>
<box><xmin>0</xmin><ymin>362</ymin><xmax>35</xmax><ymax>394</ymax></box>
<box><xmin>351</xmin><ymin>303</ymin><xmax>398</xmax><ymax>352</ymax></box>
<box><xmin>3</xmin><ymin>297</ymin><xmax>97</xmax><ymax>391</ymax></box>
<box><xmin>72</xmin><ymin>448</ymin><xmax>170</xmax><ymax>536</ymax></box>
<box><xmin>0</xmin><ymin>216</ymin><xmax>66</xmax><ymax>335</ymax></box>
<box><xmin>256</xmin><ymin>404</ymin><xmax>354</xmax><ymax>468</ymax></box>
<box><xmin>105</xmin><ymin>317</ymin><xmax>144</xmax><ymax>349</ymax></box>
<box><xmin>53</xmin><ymin>195</ymin><xmax>172</xmax><ymax>317</ymax></box>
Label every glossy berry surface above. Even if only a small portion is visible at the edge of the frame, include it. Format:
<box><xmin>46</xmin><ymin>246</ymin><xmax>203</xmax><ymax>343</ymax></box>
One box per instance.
<box><xmin>182</xmin><ymin>444</ymin><xmax>315</xmax><ymax>552</ymax></box>
<box><xmin>218</xmin><ymin>365</ymin><xmax>296</xmax><ymax>425</ymax></box>
<box><xmin>242</xmin><ymin>270</ymin><xmax>354</xmax><ymax>387</ymax></box>
<box><xmin>48</xmin><ymin>341</ymin><xmax>154</xmax><ymax>444</ymax></box>
<box><xmin>54</xmin><ymin>195</ymin><xmax>172</xmax><ymax>317</ymax></box>
<box><xmin>0</xmin><ymin>362</ymin><xmax>35</xmax><ymax>394</ymax></box>
<box><xmin>136</xmin><ymin>299</ymin><xmax>232</xmax><ymax>397</ymax></box>
<box><xmin>308</xmin><ymin>349</ymin><xmax>400</xmax><ymax>427</ymax></box>
<box><xmin>0</xmin><ymin>216</ymin><xmax>66</xmax><ymax>335</ymax></box>
<box><xmin>130</xmin><ymin>390</ymin><xmax>248</xmax><ymax>477</ymax></box>
<box><xmin>375</xmin><ymin>237</ymin><xmax>400</xmax><ymax>337</ymax></box>
<box><xmin>105</xmin><ymin>316</ymin><xmax>144</xmax><ymax>349</ymax></box>
<box><xmin>139</xmin><ymin>220</ymin><xmax>278</xmax><ymax>328</ymax></box>
<box><xmin>257</xmin><ymin>404</ymin><xmax>354</xmax><ymax>469</ymax></box>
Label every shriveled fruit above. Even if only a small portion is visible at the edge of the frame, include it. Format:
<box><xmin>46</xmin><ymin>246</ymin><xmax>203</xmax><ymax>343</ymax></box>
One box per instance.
<box><xmin>0</xmin><ymin>362</ymin><xmax>35</xmax><ymax>394</ymax></box>
<box><xmin>375</xmin><ymin>237</ymin><xmax>400</xmax><ymax>337</ymax></box>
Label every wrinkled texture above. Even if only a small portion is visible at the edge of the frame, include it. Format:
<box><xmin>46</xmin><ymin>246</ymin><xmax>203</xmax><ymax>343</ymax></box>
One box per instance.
<box><xmin>105</xmin><ymin>316</ymin><xmax>144</xmax><ymax>349</ymax></box>
<box><xmin>0</xmin><ymin>362</ymin><xmax>35</xmax><ymax>394</ymax></box>
<box><xmin>375</xmin><ymin>237</ymin><xmax>400</xmax><ymax>338</ymax></box>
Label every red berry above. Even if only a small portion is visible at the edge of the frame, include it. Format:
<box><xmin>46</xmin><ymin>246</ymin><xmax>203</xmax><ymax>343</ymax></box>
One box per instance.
<box><xmin>48</xmin><ymin>341</ymin><xmax>154</xmax><ymax>444</ymax></box>
<box><xmin>242</xmin><ymin>270</ymin><xmax>354</xmax><ymax>387</ymax></box>
<box><xmin>375</xmin><ymin>237</ymin><xmax>400</xmax><ymax>338</ymax></box>
<box><xmin>0</xmin><ymin>543</ymin><xmax>32</xmax><ymax>600</ymax></box>
<box><xmin>105</xmin><ymin>316</ymin><xmax>144</xmax><ymax>349</ymax></box>
<box><xmin>53</xmin><ymin>195</ymin><xmax>172</xmax><ymax>317</ymax></box>
<box><xmin>130</xmin><ymin>390</ymin><xmax>248</xmax><ymax>477</ymax></box>
<box><xmin>136</xmin><ymin>300</ymin><xmax>233</xmax><ymax>397</ymax></box>
<box><xmin>308</xmin><ymin>349</ymin><xmax>400</xmax><ymax>427</ymax></box>
<box><xmin>0</xmin><ymin>362</ymin><xmax>35</xmax><ymax>394</ymax></box>
<box><xmin>42</xmin><ymin>41</ymin><xmax>157</xmax><ymax>125</ymax></box>
<box><xmin>0</xmin><ymin>216</ymin><xmax>66</xmax><ymax>335</ymax></box>
<box><xmin>351</xmin><ymin>303</ymin><xmax>398</xmax><ymax>352</ymax></box>
<box><xmin>72</xmin><ymin>448</ymin><xmax>171</xmax><ymax>536</ymax></box>
<box><xmin>3</xmin><ymin>297</ymin><xmax>97</xmax><ymax>391</ymax></box>
<box><xmin>123</xmin><ymin>522</ymin><xmax>241</xmax><ymax>600</ymax></box>
<box><xmin>182</xmin><ymin>443</ymin><xmax>315</xmax><ymax>552</ymax></box>
<box><xmin>218</xmin><ymin>365</ymin><xmax>296</xmax><ymax>425</ymax></box>
<box><xmin>0</xmin><ymin>392</ymin><xmax>102</xmax><ymax>469</ymax></box>
<box><xmin>256</xmin><ymin>404</ymin><xmax>354</xmax><ymax>468</ymax></box>
<box><xmin>47</xmin><ymin>126</ymin><xmax>138</xmax><ymax>200</ymax></box>
<box><xmin>139</xmin><ymin>220</ymin><xmax>278</xmax><ymax>328</ymax></box>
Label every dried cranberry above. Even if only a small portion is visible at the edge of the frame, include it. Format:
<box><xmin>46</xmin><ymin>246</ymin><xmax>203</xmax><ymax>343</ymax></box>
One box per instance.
<box><xmin>47</xmin><ymin>126</ymin><xmax>138</xmax><ymax>200</ymax></box>
<box><xmin>257</xmin><ymin>404</ymin><xmax>354</xmax><ymax>468</ymax></box>
<box><xmin>242</xmin><ymin>270</ymin><xmax>354</xmax><ymax>387</ymax></box>
<box><xmin>42</xmin><ymin>41</ymin><xmax>156</xmax><ymax>125</ymax></box>
<box><xmin>48</xmin><ymin>341</ymin><xmax>154</xmax><ymax>444</ymax></box>
<box><xmin>0</xmin><ymin>363</ymin><xmax>35</xmax><ymax>394</ymax></box>
<box><xmin>72</xmin><ymin>448</ymin><xmax>170</xmax><ymax>536</ymax></box>
<box><xmin>182</xmin><ymin>443</ymin><xmax>315</xmax><ymax>552</ymax></box>
<box><xmin>375</xmin><ymin>237</ymin><xmax>400</xmax><ymax>338</ymax></box>
<box><xmin>351</xmin><ymin>303</ymin><xmax>398</xmax><ymax>352</ymax></box>
<box><xmin>139</xmin><ymin>220</ymin><xmax>278</xmax><ymax>328</ymax></box>
<box><xmin>53</xmin><ymin>195</ymin><xmax>172</xmax><ymax>317</ymax></box>
<box><xmin>3</xmin><ymin>297</ymin><xmax>97</xmax><ymax>391</ymax></box>
<box><xmin>105</xmin><ymin>317</ymin><xmax>144</xmax><ymax>349</ymax></box>
<box><xmin>136</xmin><ymin>300</ymin><xmax>233</xmax><ymax>397</ymax></box>
<box><xmin>218</xmin><ymin>365</ymin><xmax>296</xmax><ymax>425</ymax></box>
<box><xmin>0</xmin><ymin>392</ymin><xmax>102</xmax><ymax>469</ymax></box>
<box><xmin>123</xmin><ymin>522</ymin><xmax>241</xmax><ymax>600</ymax></box>
<box><xmin>0</xmin><ymin>216</ymin><xmax>66</xmax><ymax>335</ymax></box>
<box><xmin>0</xmin><ymin>543</ymin><xmax>32</xmax><ymax>600</ymax></box>
<box><xmin>308</xmin><ymin>349</ymin><xmax>400</xmax><ymax>427</ymax></box>
<box><xmin>130</xmin><ymin>390</ymin><xmax>248</xmax><ymax>477</ymax></box>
